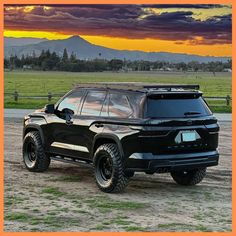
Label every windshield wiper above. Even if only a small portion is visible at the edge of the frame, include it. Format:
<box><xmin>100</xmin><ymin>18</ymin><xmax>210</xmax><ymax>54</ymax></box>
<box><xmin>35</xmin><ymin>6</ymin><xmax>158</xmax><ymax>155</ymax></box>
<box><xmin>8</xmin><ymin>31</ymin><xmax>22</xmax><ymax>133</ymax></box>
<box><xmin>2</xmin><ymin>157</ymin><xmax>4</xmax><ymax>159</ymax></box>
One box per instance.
<box><xmin>184</xmin><ymin>111</ymin><xmax>201</xmax><ymax>116</ymax></box>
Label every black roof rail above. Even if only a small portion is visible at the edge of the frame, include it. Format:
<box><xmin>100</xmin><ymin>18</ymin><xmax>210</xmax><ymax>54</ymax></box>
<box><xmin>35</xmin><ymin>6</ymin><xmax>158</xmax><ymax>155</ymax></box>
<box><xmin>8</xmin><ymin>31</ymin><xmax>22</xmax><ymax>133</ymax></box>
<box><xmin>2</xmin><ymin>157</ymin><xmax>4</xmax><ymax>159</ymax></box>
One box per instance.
<box><xmin>74</xmin><ymin>82</ymin><xmax>200</xmax><ymax>92</ymax></box>
<box><xmin>143</xmin><ymin>84</ymin><xmax>200</xmax><ymax>90</ymax></box>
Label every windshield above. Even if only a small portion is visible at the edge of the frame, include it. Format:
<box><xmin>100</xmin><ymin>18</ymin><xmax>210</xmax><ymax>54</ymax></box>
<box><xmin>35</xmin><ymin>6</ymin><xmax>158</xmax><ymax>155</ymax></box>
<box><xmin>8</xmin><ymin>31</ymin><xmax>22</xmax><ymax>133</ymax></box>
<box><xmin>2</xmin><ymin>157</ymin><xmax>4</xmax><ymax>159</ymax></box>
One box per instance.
<box><xmin>145</xmin><ymin>97</ymin><xmax>212</xmax><ymax>118</ymax></box>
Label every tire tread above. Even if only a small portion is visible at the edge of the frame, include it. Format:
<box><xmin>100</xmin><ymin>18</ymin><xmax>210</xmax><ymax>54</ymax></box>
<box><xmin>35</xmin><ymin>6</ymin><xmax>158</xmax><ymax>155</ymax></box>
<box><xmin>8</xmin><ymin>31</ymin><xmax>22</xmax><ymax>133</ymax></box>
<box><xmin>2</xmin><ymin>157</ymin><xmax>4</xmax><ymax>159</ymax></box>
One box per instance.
<box><xmin>23</xmin><ymin>131</ymin><xmax>50</xmax><ymax>172</ymax></box>
<box><xmin>94</xmin><ymin>143</ymin><xmax>129</xmax><ymax>193</ymax></box>
<box><xmin>171</xmin><ymin>168</ymin><xmax>206</xmax><ymax>186</ymax></box>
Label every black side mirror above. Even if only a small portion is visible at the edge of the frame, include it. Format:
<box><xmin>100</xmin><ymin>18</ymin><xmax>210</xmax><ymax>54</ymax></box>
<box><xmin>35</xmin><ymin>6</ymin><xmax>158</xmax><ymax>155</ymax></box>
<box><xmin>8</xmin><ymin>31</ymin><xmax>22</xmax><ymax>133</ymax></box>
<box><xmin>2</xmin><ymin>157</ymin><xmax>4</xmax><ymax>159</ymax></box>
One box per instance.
<box><xmin>61</xmin><ymin>108</ymin><xmax>74</xmax><ymax>124</ymax></box>
<box><xmin>62</xmin><ymin>108</ymin><xmax>74</xmax><ymax>116</ymax></box>
<box><xmin>45</xmin><ymin>104</ymin><xmax>55</xmax><ymax>114</ymax></box>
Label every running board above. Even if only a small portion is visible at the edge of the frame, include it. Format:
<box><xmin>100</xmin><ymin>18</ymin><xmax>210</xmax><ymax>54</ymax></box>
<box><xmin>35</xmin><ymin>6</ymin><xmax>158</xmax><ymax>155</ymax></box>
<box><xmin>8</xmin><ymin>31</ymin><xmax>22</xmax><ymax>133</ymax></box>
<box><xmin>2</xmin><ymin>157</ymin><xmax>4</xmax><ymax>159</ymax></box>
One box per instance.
<box><xmin>51</xmin><ymin>156</ymin><xmax>92</xmax><ymax>166</ymax></box>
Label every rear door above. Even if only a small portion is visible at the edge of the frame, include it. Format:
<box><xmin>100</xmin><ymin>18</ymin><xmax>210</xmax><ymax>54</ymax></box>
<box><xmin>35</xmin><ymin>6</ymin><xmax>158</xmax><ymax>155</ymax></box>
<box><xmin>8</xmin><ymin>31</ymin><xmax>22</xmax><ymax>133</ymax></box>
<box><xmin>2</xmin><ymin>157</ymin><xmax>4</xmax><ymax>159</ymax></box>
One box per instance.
<box><xmin>78</xmin><ymin>90</ymin><xmax>107</xmax><ymax>159</ymax></box>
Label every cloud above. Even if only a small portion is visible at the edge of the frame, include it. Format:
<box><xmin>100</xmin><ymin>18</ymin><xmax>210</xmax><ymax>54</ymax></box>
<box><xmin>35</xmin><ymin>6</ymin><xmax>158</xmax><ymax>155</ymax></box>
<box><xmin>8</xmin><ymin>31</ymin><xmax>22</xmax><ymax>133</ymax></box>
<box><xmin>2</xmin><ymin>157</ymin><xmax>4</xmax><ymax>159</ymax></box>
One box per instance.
<box><xmin>4</xmin><ymin>5</ymin><xmax>232</xmax><ymax>45</ymax></box>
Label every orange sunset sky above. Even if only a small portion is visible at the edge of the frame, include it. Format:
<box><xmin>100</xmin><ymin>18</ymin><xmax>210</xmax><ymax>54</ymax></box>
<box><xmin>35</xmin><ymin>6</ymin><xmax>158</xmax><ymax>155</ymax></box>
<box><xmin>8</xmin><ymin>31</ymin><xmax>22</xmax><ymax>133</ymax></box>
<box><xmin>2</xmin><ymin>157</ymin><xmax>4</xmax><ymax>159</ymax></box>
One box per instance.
<box><xmin>4</xmin><ymin>4</ymin><xmax>232</xmax><ymax>57</ymax></box>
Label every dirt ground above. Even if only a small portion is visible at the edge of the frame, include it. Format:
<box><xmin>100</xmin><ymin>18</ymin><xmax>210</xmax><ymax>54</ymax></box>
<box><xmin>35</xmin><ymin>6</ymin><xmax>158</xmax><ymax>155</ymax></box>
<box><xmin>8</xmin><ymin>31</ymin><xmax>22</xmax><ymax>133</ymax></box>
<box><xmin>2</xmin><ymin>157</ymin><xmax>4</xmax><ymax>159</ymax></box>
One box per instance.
<box><xmin>4</xmin><ymin>118</ymin><xmax>232</xmax><ymax>232</ymax></box>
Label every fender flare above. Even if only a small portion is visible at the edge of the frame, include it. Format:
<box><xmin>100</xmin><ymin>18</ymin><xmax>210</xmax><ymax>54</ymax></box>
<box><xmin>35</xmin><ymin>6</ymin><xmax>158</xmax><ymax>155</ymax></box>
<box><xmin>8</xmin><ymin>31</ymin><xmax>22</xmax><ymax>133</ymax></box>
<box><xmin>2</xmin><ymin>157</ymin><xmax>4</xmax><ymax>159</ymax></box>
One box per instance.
<box><xmin>23</xmin><ymin>124</ymin><xmax>45</xmax><ymax>147</ymax></box>
<box><xmin>91</xmin><ymin>133</ymin><xmax>124</xmax><ymax>158</ymax></box>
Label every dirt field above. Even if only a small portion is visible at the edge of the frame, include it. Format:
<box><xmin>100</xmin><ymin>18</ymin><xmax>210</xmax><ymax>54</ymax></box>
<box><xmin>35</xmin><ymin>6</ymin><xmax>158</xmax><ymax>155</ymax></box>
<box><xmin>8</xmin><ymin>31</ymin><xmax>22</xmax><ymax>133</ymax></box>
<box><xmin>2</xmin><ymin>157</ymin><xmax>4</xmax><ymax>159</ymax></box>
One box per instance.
<box><xmin>4</xmin><ymin>118</ymin><xmax>232</xmax><ymax>232</ymax></box>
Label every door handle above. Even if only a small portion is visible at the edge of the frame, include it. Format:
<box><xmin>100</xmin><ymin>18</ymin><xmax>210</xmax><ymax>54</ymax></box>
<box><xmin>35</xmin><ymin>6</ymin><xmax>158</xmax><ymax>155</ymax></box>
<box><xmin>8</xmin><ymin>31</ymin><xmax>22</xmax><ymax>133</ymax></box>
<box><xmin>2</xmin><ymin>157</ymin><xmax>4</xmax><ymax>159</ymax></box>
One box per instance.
<box><xmin>95</xmin><ymin>123</ymin><xmax>104</xmax><ymax>128</ymax></box>
<box><xmin>66</xmin><ymin>120</ymin><xmax>73</xmax><ymax>125</ymax></box>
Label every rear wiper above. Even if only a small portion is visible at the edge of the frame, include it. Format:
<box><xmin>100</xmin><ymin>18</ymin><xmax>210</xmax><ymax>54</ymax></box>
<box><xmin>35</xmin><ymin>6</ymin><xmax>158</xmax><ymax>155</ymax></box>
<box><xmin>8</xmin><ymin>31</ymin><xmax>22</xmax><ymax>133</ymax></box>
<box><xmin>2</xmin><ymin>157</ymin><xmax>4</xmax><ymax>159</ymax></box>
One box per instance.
<box><xmin>184</xmin><ymin>111</ymin><xmax>201</xmax><ymax>116</ymax></box>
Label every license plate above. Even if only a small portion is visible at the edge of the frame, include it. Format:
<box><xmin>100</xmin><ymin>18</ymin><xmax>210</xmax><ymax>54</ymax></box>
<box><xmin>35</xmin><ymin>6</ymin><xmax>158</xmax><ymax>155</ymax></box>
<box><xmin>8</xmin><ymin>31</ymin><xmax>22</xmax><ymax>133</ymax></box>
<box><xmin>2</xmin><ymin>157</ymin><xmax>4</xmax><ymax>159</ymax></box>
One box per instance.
<box><xmin>181</xmin><ymin>131</ymin><xmax>196</xmax><ymax>142</ymax></box>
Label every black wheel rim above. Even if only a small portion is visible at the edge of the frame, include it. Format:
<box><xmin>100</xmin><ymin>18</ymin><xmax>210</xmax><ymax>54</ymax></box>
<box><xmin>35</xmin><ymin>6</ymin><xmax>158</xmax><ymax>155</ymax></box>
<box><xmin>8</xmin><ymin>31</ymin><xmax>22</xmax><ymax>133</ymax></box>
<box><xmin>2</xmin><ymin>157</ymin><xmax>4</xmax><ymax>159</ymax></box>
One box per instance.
<box><xmin>99</xmin><ymin>155</ymin><xmax>112</xmax><ymax>180</ymax></box>
<box><xmin>24</xmin><ymin>140</ymin><xmax>37</xmax><ymax>168</ymax></box>
<box><xmin>96</xmin><ymin>153</ymin><xmax>113</xmax><ymax>187</ymax></box>
<box><xmin>28</xmin><ymin>142</ymin><xmax>36</xmax><ymax>161</ymax></box>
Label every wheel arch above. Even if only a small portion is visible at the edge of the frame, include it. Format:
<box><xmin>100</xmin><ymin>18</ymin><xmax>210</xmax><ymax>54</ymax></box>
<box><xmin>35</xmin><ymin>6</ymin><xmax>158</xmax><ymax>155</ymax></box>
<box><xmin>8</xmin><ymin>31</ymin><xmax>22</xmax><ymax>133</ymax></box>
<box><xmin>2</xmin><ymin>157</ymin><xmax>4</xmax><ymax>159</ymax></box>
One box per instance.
<box><xmin>23</xmin><ymin>124</ymin><xmax>45</xmax><ymax>146</ymax></box>
<box><xmin>91</xmin><ymin>133</ymin><xmax>124</xmax><ymax>158</ymax></box>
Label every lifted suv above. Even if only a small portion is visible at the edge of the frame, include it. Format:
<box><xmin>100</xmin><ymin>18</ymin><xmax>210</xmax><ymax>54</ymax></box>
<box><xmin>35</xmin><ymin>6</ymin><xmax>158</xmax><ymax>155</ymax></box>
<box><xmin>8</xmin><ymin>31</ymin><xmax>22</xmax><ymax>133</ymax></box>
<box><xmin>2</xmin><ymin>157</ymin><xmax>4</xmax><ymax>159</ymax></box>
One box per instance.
<box><xmin>23</xmin><ymin>83</ymin><xmax>219</xmax><ymax>193</ymax></box>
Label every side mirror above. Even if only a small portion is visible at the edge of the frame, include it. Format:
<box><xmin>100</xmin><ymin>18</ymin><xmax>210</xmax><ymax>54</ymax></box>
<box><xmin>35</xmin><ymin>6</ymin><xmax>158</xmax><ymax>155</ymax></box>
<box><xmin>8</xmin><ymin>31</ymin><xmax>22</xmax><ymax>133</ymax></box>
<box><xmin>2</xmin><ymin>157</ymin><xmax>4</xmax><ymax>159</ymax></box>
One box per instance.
<box><xmin>61</xmin><ymin>108</ymin><xmax>74</xmax><ymax>116</ymax></box>
<box><xmin>45</xmin><ymin>104</ymin><xmax>55</xmax><ymax>114</ymax></box>
<box><xmin>61</xmin><ymin>108</ymin><xmax>74</xmax><ymax>124</ymax></box>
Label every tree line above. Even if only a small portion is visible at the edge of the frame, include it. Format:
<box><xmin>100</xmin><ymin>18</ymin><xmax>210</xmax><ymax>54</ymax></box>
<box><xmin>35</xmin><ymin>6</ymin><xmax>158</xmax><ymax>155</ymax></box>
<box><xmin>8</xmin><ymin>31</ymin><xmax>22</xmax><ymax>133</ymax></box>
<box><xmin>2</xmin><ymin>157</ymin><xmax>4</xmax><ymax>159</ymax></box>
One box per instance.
<box><xmin>4</xmin><ymin>48</ymin><xmax>232</xmax><ymax>73</ymax></box>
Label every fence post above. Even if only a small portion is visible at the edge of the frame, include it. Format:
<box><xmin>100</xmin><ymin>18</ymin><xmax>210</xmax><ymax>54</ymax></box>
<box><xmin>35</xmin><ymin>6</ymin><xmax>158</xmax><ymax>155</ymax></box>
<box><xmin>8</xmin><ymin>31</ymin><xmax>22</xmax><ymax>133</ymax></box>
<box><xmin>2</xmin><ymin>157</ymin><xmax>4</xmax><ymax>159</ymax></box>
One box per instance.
<box><xmin>14</xmin><ymin>91</ymin><xmax>18</xmax><ymax>102</ymax></box>
<box><xmin>226</xmin><ymin>95</ymin><xmax>231</xmax><ymax>106</ymax></box>
<box><xmin>48</xmin><ymin>92</ymin><xmax>52</xmax><ymax>102</ymax></box>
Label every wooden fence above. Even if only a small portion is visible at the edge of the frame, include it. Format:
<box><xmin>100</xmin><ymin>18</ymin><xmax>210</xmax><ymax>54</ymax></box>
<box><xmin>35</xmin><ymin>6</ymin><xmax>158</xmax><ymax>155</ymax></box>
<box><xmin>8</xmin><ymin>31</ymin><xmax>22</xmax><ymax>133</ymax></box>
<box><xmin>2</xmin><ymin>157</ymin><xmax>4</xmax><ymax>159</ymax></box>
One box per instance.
<box><xmin>4</xmin><ymin>92</ymin><xmax>232</xmax><ymax>106</ymax></box>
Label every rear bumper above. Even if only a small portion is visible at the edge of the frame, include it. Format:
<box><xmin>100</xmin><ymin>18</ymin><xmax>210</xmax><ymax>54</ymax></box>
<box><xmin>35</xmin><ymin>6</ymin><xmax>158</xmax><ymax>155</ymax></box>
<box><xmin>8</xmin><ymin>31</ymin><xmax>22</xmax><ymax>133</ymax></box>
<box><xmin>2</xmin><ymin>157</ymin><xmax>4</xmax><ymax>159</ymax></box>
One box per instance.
<box><xmin>125</xmin><ymin>150</ymin><xmax>219</xmax><ymax>173</ymax></box>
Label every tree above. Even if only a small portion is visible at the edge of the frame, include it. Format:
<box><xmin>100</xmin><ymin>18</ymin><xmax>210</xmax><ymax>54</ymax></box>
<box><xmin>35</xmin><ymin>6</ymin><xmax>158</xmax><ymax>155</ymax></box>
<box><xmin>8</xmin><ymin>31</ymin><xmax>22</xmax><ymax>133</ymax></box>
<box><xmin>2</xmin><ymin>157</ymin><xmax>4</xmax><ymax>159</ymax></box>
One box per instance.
<box><xmin>62</xmin><ymin>48</ymin><xmax>69</xmax><ymax>62</ymax></box>
<box><xmin>189</xmin><ymin>61</ymin><xmax>200</xmax><ymax>72</ymax></box>
<box><xmin>176</xmin><ymin>62</ymin><xmax>187</xmax><ymax>72</ymax></box>
<box><xmin>50</xmin><ymin>52</ymin><xmax>60</xmax><ymax>69</ymax></box>
<box><xmin>70</xmin><ymin>52</ymin><xmax>77</xmax><ymax>63</ymax></box>
<box><xmin>32</xmin><ymin>50</ymin><xmax>36</xmax><ymax>59</ymax></box>
<box><xmin>4</xmin><ymin>58</ymin><xmax>10</xmax><ymax>69</ymax></box>
<box><xmin>45</xmin><ymin>49</ymin><xmax>51</xmax><ymax>59</ymax></box>
<box><xmin>109</xmin><ymin>59</ymin><xmax>123</xmax><ymax>71</ymax></box>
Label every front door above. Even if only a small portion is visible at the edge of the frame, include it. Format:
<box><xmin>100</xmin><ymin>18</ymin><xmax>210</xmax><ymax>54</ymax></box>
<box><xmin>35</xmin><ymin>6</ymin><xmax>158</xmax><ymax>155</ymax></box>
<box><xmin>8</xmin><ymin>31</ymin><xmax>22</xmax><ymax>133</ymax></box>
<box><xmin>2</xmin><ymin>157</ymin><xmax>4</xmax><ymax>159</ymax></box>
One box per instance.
<box><xmin>48</xmin><ymin>90</ymin><xmax>87</xmax><ymax>158</ymax></box>
<box><xmin>48</xmin><ymin>89</ymin><xmax>107</xmax><ymax>161</ymax></box>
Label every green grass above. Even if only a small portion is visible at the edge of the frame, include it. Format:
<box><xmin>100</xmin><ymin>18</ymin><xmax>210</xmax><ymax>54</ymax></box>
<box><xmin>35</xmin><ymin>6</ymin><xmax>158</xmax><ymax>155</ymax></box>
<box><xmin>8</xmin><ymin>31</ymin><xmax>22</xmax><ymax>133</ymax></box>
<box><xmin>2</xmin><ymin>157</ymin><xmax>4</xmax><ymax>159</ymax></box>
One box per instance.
<box><xmin>4</xmin><ymin>196</ymin><xmax>25</xmax><ymax>207</ymax></box>
<box><xmin>195</xmin><ymin>224</ymin><xmax>211</xmax><ymax>232</ymax></box>
<box><xmin>158</xmin><ymin>222</ymin><xmax>194</xmax><ymax>231</ymax></box>
<box><xmin>4</xmin><ymin>70</ymin><xmax>232</xmax><ymax>112</ymax></box>
<box><xmin>41</xmin><ymin>187</ymin><xmax>66</xmax><ymax>197</ymax></box>
<box><xmin>52</xmin><ymin>175</ymin><xmax>81</xmax><ymax>182</ymax></box>
<box><xmin>5</xmin><ymin>212</ymin><xmax>79</xmax><ymax>229</ymax></box>
<box><xmin>124</xmin><ymin>225</ymin><xmax>147</xmax><ymax>231</ymax></box>
<box><xmin>85</xmin><ymin>198</ymin><xmax>146</xmax><ymax>210</ymax></box>
<box><xmin>5</xmin><ymin>212</ymin><xmax>30</xmax><ymax>222</ymax></box>
<box><xmin>110</xmin><ymin>217</ymin><xmax>132</xmax><ymax>226</ymax></box>
<box><xmin>157</xmin><ymin>222</ymin><xmax>212</xmax><ymax>232</ymax></box>
<box><xmin>93</xmin><ymin>224</ymin><xmax>107</xmax><ymax>231</ymax></box>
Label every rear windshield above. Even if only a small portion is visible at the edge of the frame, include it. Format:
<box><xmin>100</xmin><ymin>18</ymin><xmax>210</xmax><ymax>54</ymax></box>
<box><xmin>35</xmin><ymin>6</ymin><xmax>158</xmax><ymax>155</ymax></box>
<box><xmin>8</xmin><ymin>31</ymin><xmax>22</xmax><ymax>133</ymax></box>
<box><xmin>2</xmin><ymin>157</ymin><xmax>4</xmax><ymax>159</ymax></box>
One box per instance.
<box><xmin>145</xmin><ymin>97</ymin><xmax>212</xmax><ymax>118</ymax></box>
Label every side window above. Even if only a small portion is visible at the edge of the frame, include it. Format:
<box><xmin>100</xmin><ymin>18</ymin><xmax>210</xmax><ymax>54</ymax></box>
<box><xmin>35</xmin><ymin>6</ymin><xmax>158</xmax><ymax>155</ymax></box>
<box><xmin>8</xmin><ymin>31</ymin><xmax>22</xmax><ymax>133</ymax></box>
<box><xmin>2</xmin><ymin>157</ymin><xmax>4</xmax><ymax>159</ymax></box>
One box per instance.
<box><xmin>100</xmin><ymin>96</ymin><xmax>108</xmax><ymax>117</ymax></box>
<box><xmin>81</xmin><ymin>91</ymin><xmax>106</xmax><ymax>116</ymax></box>
<box><xmin>57</xmin><ymin>91</ymin><xmax>83</xmax><ymax>113</ymax></box>
<box><xmin>109</xmin><ymin>93</ymin><xmax>132</xmax><ymax>118</ymax></box>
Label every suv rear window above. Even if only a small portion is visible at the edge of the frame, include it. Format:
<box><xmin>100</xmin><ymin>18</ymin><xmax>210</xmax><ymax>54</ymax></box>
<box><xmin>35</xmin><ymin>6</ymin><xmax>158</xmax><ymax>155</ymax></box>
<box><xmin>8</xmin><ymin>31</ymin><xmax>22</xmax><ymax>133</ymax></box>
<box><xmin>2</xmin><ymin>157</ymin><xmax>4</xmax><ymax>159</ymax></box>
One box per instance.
<box><xmin>108</xmin><ymin>93</ymin><xmax>133</xmax><ymax>118</ymax></box>
<box><xmin>145</xmin><ymin>97</ymin><xmax>211</xmax><ymax>118</ymax></box>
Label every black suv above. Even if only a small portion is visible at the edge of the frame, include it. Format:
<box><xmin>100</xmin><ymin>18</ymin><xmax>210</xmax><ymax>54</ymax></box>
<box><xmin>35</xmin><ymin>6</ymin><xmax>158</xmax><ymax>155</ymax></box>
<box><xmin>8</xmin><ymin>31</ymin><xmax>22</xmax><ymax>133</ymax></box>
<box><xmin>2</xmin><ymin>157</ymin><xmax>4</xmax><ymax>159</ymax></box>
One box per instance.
<box><xmin>23</xmin><ymin>83</ymin><xmax>219</xmax><ymax>193</ymax></box>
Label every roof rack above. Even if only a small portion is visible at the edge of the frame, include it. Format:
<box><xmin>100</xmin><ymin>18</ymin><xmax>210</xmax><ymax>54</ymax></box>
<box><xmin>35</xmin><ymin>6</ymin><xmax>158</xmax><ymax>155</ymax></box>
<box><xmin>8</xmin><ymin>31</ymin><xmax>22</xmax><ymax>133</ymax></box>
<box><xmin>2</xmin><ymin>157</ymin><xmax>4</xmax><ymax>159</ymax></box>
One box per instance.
<box><xmin>74</xmin><ymin>82</ymin><xmax>200</xmax><ymax>92</ymax></box>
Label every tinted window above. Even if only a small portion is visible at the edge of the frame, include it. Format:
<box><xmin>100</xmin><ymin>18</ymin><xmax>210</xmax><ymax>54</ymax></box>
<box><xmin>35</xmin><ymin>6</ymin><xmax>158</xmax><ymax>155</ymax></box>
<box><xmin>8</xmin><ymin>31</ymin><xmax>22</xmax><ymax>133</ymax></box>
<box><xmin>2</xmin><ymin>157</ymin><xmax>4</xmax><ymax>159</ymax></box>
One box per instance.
<box><xmin>109</xmin><ymin>93</ymin><xmax>132</xmax><ymax>117</ymax></box>
<box><xmin>100</xmin><ymin>96</ymin><xmax>108</xmax><ymax>117</ymax></box>
<box><xmin>81</xmin><ymin>91</ymin><xmax>106</xmax><ymax>116</ymax></box>
<box><xmin>146</xmin><ymin>97</ymin><xmax>211</xmax><ymax>118</ymax></box>
<box><xmin>57</xmin><ymin>91</ymin><xmax>83</xmax><ymax>113</ymax></box>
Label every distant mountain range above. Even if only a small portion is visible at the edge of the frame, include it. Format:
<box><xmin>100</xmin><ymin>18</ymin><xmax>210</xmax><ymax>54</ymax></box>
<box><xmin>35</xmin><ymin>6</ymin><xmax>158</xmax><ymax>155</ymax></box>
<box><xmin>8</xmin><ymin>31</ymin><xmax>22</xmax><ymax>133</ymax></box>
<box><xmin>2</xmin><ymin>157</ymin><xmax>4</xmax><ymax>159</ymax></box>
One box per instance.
<box><xmin>4</xmin><ymin>37</ymin><xmax>48</xmax><ymax>47</ymax></box>
<box><xmin>4</xmin><ymin>36</ymin><xmax>230</xmax><ymax>63</ymax></box>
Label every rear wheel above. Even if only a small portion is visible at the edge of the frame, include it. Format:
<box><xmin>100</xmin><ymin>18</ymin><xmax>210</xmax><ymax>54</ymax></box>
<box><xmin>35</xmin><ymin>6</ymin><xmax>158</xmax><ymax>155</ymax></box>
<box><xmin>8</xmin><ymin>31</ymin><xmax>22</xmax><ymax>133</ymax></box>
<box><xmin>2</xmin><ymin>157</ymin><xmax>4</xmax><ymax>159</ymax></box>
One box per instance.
<box><xmin>171</xmin><ymin>168</ymin><xmax>206</xmax><ymax>186</ymax></box>
<box><xmin>23</xmin><ymin>131</ymin><xmax>50</xmax><ymax>172</ymax></box>
<box><xmin>93</xmin><ymin>143</ymin><xmax>129</xmax><ymax>193</ymax></box>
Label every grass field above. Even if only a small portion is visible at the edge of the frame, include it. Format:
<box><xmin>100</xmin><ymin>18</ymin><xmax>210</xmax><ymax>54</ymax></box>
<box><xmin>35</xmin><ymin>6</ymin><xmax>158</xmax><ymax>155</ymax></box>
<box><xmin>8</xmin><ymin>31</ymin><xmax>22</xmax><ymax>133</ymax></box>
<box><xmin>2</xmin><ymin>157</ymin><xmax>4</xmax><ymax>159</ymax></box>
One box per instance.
<box><xmin>4</xmin><ymin>70</ymin><xmax>232</xmax><ymax>112</ymax></box>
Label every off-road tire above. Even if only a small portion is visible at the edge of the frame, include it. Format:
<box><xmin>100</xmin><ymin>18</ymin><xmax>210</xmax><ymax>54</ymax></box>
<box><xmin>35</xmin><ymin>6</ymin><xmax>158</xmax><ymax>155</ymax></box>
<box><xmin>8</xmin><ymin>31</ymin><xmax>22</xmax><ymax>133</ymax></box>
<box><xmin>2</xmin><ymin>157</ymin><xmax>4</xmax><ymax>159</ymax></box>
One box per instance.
<box><xmin>93</xmin><ymin>143</ymin><xmax>129</xmax><ymax>193</ymax></box>
<box><xmin>23</xmin><ymin>131</ymin><xmax>50</xmax><ymax>172</ymax></box>
<box><xmin>171</xmin><ymin>168</ymin><xmax>206</xmax><ymax>186</ymax></box>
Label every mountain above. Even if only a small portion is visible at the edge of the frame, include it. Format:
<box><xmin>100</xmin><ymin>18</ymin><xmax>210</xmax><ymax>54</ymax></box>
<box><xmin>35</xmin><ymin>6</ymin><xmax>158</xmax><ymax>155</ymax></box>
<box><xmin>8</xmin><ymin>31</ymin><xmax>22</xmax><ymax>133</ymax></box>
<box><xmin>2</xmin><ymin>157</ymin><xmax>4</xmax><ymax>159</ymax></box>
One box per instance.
<box><xmin>4</xmin><ymin>36</ymin><xmax>230</xmax><ymax>63</ymax></box>
<box><xmin>4</xmin><ymin>37</ymin><xmax>48</xmax><ymax>47</ymax></box>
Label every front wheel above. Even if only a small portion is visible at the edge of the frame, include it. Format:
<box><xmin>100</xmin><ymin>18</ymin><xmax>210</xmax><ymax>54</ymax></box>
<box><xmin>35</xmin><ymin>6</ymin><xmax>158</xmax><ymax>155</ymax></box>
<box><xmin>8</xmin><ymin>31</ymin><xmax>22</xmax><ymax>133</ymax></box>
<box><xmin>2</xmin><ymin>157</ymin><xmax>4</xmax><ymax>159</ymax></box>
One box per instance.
<box><xmin>171</xmin><ymin>168</ymin><xmax>206</xmax><ymax>186</ymax></box>
<box><xmin>93</xmin><ymin>143</ymin><xmax>129</xmax><ymax>193</ymax></box>
<box><xmin>23</xmin><ymin>131</ymin><xmax>50</xmax><ymax>172</ymax></box>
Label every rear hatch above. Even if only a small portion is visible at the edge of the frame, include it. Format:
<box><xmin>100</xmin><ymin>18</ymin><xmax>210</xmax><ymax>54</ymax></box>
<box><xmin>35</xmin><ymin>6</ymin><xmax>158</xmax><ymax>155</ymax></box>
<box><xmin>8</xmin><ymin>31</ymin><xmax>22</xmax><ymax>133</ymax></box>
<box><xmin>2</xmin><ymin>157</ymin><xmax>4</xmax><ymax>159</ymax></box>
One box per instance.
<box><xmin>138</xmin><ymin>92</ymin><xmax>219</xmax><ymax>154</ymax></box>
